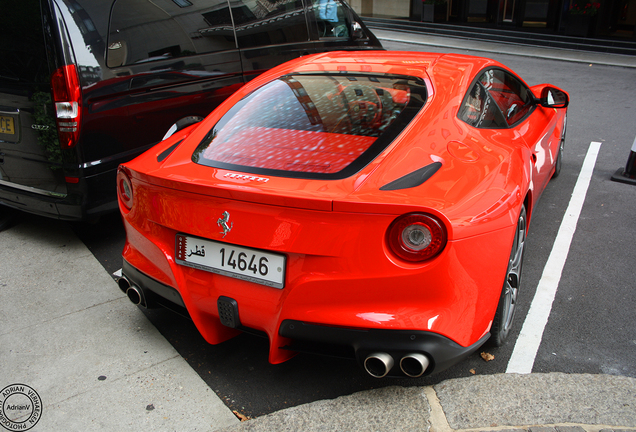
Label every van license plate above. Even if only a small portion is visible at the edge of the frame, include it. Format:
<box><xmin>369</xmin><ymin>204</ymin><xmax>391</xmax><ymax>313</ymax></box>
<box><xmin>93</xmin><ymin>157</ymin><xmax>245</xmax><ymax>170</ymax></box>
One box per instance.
<box><xmin>0</xmin><ymin>116</ymin><xmax>15</xmax><ymax>135</ymax></box>
<box><xmin>175</xmin><ymin>234</ymin><xmax>285</xmax><ymax>289</ymax></box>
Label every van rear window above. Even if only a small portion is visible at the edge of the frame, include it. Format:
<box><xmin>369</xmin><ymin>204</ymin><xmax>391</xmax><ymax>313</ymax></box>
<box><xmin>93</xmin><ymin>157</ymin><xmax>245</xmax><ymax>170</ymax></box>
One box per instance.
<box><xmin>192</xmin><ymin>73</ymin><xmax>427</xmax><ymax>179</ymax></box>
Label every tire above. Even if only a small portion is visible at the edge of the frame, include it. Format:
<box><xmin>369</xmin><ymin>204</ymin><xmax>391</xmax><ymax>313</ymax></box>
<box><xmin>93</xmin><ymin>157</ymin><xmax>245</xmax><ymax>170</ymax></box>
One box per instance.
<box><xmin>488</xmin><ymin>205</ymin><xmax>526</xmax><ymax>347</ymax></box>
<box><xmin>552</xmin><ymin>114</ymin><xmax>566</xmax><ymax>179</ymax></box>
<box><xmin>0</xmin><ymin>206</ymin><xmax>17</xmax><ymax>232</ymax></box>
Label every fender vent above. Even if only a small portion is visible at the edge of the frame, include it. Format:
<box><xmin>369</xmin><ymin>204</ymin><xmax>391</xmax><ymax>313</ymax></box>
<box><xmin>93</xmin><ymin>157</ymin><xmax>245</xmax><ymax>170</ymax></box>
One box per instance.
<box><xmin>380</xmin><ymin>162</ymin><xmax>442</xmax><ymax>191</ymax></box>
<box><xmin>157</xmin><ymin>140</ymin><xmax>183</xmax><ymax>162</ymax></box>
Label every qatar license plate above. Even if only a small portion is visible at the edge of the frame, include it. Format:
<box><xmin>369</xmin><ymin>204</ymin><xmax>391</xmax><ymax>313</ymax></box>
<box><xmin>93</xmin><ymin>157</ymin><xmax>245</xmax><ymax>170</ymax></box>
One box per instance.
<box><xmin>175</xmin><ymin>234</ymin><xmax>286</xmax><ymax>289</ymax></box>
<box><xmin>0</xmin><ymin>116</ymin><xmax>15</xmax><ymax>135</ymax></box>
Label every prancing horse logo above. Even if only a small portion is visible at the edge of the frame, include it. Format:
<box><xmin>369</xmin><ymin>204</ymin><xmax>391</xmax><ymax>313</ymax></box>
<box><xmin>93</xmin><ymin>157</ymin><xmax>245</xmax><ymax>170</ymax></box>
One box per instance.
<box><xmin>217</xmin><ymin>211</ymin><xmax>233</xmax><ymax>238</ymax></box>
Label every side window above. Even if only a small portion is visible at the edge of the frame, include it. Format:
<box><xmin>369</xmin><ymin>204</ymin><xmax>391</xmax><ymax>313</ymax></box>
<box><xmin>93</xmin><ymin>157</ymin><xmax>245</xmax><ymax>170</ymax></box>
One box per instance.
<box><xmin>459</xmin><ymin>69</ymin><xmax>533</xmax><ymax>128</ymax></box>
<box><xmin>458</xmin><ymin>81</ymin><xmax>506</xmax><ymax>128</ymax></box>
<box><xmin>312</xmin><ymin>0</ymin><xmax>350</xmax><ymax>38</ymax></box>
<box><xmin>480</xmin><ymin>69</ymin><xmax>533</xmax><ymax>126</ymax></box>
<box><xmin>107</xmin><ymin>0</ymin><xmax>236</xmax><ymax>68</ymax></box>
<box><xmin>231</xmin><ymin>0</ymin><xmax>309</xmax><ymax>49</ymax></box>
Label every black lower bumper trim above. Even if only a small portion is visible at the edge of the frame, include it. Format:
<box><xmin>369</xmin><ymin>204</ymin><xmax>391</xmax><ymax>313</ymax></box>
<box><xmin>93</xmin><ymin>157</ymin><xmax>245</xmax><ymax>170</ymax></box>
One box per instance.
<box><xmin>279</xmin><ymin>320</ymin><xmax>489</xmax><ymax>376</ymax></box>
<box><xmin>121</xmin><ymin>260</ymin><xmax>189</xmax><ymax>318</ymax></box>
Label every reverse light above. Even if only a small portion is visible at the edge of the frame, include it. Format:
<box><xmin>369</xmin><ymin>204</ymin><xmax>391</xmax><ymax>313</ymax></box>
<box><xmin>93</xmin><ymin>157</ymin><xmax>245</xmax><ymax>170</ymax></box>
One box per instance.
<box><xmin>117</xmin><ymin>168</ymin><xmax>133</xmax><ymax>210</ymax></box>
<box><xmin>387</xmin><ymin>213</ymin><xmax>447</xmax><ymax>262</ymax></box>
<box><xmin>51</xmin><ymin>65</ymin><xmax>82</xmax><ymax>149</ymax></box>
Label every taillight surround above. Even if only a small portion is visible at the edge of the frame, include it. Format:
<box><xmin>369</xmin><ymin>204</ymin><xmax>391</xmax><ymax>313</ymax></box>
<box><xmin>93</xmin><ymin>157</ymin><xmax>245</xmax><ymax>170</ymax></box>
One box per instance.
<box><xmin>117</xmin><ymin>167</ymin><xmax>134</xmax><ymax>210</ymax></box>
<box><xmin>387</xmin><ymin>213</ymin><xmax>447</xmax><ymax>262</ymax></box>
<box><xmin>51</xmin><ymin>65</ymin><xmax>81</xmax><ymax>149</ymax></box>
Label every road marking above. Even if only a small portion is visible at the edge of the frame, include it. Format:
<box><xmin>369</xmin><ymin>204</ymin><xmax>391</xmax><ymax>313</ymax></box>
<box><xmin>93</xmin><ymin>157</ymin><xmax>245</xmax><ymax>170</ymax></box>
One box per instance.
<box><xmin>506</xmin><ymin>141</ymin><xmax>602</xmax><ymax>374</ymax></box>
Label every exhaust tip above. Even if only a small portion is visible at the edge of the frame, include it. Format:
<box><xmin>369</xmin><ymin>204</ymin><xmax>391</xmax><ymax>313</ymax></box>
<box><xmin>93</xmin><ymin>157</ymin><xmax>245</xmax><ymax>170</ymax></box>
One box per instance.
<box><xmin>364</xmin><ymin>352</ymin><xmax>394</xmax><ymax>378</ymax></box>
<box><xmin>117</xmin><ymin>276</ymin><xmax>131</xmax><ymax>293</ymax></box>
<box><xmin>400</xmin><ymin>353</ymin><xmax>430</xmax><ymax>378</ymax></box>
<box><xmin>126</xmin><ymin>285</ymin><xmax>143</xmax><ymax>306</ymax></box>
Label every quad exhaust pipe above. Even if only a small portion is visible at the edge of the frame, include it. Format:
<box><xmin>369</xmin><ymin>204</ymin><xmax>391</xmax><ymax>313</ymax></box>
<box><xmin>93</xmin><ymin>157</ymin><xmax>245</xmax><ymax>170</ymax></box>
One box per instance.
<box><xmin>364</xmin><ymin>352</ymin><xmax>431</xmax><ymax>378</ymax></box>
<box><xmin>399</xmin><ymin>353</ymin><xmax>430</xmax><ymax>378</ymax></box>
<box><xmin>364</xmin><ymin>352</ymin><xmax>394</xmax><ymax>378</ymax></box>
<box><xmin>126</xmin><ymin>285</ymin><xmax>143</xmax><ymax>306</ymax></box>
<box><xmin>117</xmin><ymin>276</ymin><xmax>145</xmax><ymax>307</ymax></box>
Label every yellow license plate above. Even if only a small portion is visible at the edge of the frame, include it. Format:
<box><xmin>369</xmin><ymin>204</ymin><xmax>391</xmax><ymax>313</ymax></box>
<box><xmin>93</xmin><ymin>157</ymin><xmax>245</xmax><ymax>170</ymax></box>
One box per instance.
<box><xmin>0</xmin><ymin>116</ymin><xmax>15</xmax><ymax>135</ymax></box>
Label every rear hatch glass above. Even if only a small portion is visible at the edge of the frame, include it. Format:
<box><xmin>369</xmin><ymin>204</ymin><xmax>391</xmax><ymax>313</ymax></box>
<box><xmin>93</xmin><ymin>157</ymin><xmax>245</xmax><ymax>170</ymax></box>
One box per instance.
<box><xmin>192</xmin><ymin>73</ymin><xmax>427</xmax><ymax>179</ymax></box>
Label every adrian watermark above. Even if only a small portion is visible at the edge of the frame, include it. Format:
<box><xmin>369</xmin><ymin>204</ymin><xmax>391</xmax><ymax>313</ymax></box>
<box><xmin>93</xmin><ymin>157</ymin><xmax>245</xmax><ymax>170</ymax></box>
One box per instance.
<box><xmin>0</xmin><ymin>384</ymin><xmax>42</xmax><ymax>431</ymax></box>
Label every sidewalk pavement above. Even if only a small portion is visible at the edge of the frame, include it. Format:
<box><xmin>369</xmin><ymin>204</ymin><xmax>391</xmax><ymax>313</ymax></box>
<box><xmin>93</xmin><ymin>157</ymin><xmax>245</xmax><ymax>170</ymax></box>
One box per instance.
<box><xmin>2</xmin><ymin>35</ymin><xmax>636</xmax><ymax>430</ymax></box>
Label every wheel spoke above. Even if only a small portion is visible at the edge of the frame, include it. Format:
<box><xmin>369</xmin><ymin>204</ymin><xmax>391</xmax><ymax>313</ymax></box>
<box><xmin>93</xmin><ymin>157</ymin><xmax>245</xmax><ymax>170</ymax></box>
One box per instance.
<box><xmin>503</xmin><ymin>215</ymin><xmax>525</xmax><ymax>329</ymax></box>
<box><xmin>490</xmin><ymin>206</ymin><xmax>527</xmax><ymax>346</ymax></box>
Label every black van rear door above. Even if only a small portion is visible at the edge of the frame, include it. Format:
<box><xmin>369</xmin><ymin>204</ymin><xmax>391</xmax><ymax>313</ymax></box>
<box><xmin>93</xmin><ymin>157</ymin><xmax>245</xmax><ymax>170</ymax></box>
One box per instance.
<box><xmin>0</xmin><ymin>0</ymin><xmax>68</xmax><ymax>210</ymax></box>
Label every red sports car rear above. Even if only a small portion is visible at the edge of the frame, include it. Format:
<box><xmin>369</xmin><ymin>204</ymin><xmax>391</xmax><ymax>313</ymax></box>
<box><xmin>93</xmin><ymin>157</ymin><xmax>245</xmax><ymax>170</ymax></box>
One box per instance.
<box><xmin>117</xmin><ymin>51</ymin><xmax>568</xmax><ymax>377</ymax></box>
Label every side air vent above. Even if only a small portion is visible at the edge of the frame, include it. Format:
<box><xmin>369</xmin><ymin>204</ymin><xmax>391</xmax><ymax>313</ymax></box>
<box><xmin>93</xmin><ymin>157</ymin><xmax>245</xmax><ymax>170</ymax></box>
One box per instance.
<box><xmin>380</xmin><ymin>162</ymin><xmax>442</xmax><ymax>191</ymax></box>
<box><xmin>157</xmin><ymin>140</ymin><xmax>183</xmax><ymax>162</ymax></box>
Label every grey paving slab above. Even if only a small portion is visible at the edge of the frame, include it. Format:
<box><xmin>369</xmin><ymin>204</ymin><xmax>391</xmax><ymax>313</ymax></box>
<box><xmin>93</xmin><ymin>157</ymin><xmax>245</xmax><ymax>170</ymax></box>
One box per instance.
<box><xmin>0</xmin><ymin>218</ymin><xmax>238</xmax><ymax>431</ymax></box>
<box><xmin>433</xmin><ymin>373</ymin><xmax>636</xmax><ymax>429</ymax></box>
<box><xmin>46</xmin><ymin>356</ymin><xmax>231</xmax><ymax>431</ymax></box>
<box><xmin>0</xmin><ymin>220</ymin><xmax>117</xmax><ymax>333</ymax></box>
<box><xmin>217</xmin><ymin>386</ymin><xmax>431</xmax><ymax>432</ymax></box>
<box><xmin>2</xmin><ymin>296</ymin><xmax>180</xmax><ymax>405</ymax></box>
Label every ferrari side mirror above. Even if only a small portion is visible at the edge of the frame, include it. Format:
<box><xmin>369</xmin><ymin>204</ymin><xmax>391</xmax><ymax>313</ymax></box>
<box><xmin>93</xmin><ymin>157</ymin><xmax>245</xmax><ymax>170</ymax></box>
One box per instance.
<box><xmin>540</xmin><ymin>86</ymin><xmax>569</xmax><ymax>108</ymax></box>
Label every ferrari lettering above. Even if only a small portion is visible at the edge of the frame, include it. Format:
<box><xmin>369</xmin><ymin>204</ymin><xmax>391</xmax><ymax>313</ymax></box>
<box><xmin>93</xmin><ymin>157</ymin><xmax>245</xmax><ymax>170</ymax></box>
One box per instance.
<box><xmin>224</xmin><ymin>173</ymin><xmax>269</xmax><ymax>183</ymax></box>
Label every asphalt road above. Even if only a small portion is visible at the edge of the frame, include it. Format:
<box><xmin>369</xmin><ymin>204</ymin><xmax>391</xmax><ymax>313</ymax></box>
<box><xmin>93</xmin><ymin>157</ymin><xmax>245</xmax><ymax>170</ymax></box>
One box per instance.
<box><xmin>72</xmin><ymin>40</ymin><xmax>636</xmax><ymax>418</ymax></box>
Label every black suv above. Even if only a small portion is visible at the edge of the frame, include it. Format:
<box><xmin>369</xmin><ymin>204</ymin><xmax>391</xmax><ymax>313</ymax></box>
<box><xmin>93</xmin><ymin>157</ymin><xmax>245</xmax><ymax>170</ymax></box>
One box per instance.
<box><xmin>0</xmin><ymin>0</ymin><xmax>381</xmax><ymax>221</ymax></box>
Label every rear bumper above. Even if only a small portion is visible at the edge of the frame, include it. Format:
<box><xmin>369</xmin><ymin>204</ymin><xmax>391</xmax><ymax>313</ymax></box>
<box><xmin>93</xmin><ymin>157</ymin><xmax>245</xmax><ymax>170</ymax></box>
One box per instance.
<box><xmin>0</xmin><ymin>184</ymin><xmax>82</xmax><ymax>220</ymax></box>
<box><xmin>121</xmin><ymin>258</ymin><xmax>489</xmax><ymax>377</ymax></box>
<box><xmin>0</xmin><ymin>166</ymin><xmax>118</xmax><ymax>221</ymax></box>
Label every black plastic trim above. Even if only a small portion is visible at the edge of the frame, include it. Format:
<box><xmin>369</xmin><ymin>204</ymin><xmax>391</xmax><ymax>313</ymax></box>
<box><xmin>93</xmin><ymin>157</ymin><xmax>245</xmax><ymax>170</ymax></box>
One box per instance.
<box><xmin>157</xmin><ymin>140</ymin><xmax>183</xmax><ymax>162</ymax></box>
<box><xmin>121</xmin><ymin>260</ymin><xmax>189</xmax><ymax>318</ymax></box>
<box><xmin>218</xmin><ymin>296</ymin><xmax>241</xmax><ymax>328</ymax></box>
<box><xmin>380</xmin><ymin>161</ymin><xmax>442</xmax><ymax>190</ymax></box>
<box><xmin>279</xmin><ymin>319</ymin><xmax>489</xmax><ymax>376</ymax></box>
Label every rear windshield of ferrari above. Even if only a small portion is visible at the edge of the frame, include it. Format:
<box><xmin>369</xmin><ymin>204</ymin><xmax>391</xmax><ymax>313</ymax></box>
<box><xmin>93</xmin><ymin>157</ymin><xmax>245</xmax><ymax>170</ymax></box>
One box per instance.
<box><xmin>192</xmin><ymin>73</ymin><xmax>427</xmax><ymax>179</ymax></box>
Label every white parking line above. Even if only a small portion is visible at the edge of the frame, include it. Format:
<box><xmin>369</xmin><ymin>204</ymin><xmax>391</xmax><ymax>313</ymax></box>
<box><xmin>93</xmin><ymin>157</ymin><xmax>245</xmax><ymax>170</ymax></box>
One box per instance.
<box><xmin>506</xmin><ymin>141</ymin><xmax>602</xmax><ymax>374</ymax></box>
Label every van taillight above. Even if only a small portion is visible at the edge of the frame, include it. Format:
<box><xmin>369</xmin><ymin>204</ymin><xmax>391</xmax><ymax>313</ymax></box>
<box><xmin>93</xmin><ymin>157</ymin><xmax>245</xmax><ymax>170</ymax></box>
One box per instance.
<box><xmin>51</xmin><ymin>65</ymin><xmax>81</xmax><ymax>149</ymax></box>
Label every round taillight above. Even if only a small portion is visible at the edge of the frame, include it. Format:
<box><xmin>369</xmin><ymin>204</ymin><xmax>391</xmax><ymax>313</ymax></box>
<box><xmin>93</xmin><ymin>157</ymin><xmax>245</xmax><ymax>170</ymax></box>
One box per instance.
<box><xmin>117</xmin><ymin>168</ymin><xmax>133</xmax><ymax>210</ymax></box>
<box><xmin>387</xmin><ymin>213</ymin><xmax>447</xmax><ymax>262</ymax></box>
